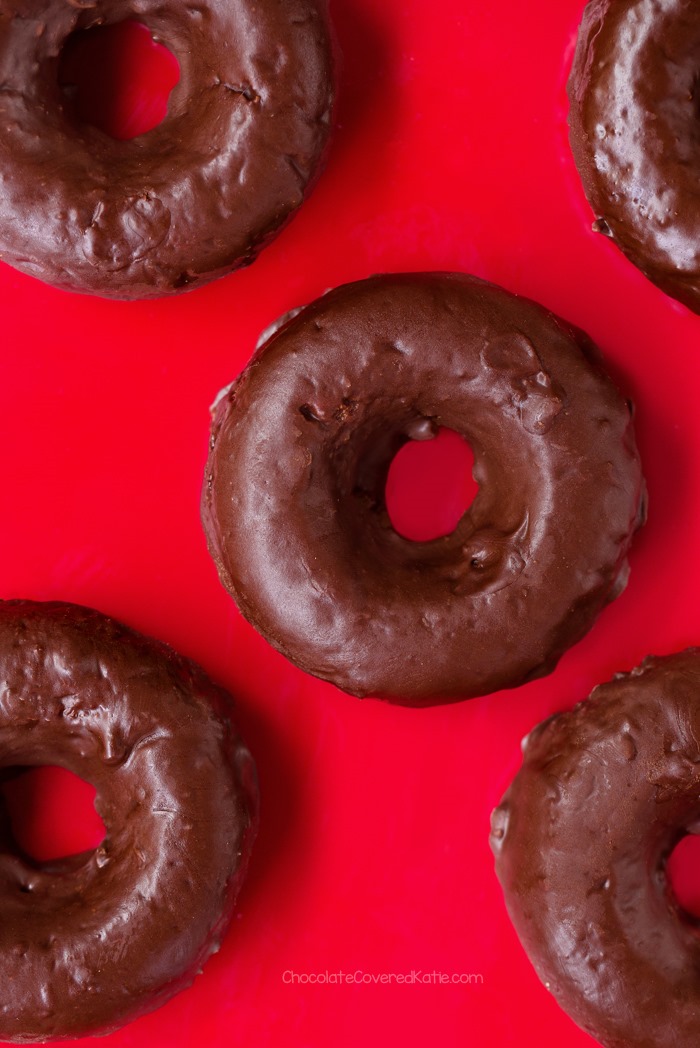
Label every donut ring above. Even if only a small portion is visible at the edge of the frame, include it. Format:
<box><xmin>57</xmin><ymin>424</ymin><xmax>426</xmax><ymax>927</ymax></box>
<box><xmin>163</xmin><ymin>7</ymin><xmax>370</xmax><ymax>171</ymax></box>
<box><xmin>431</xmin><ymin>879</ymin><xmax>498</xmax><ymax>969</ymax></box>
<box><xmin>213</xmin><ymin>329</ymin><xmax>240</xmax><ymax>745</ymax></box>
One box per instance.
<box><xmin>491</xmin><ymin>650</ymin><xmax>700</xmax><ymax>1048</ymax></box>
<box><xmin>0</xmin><ymin>0</ymin><xmax>334</xmax><ymax>299</ymax></box>
<box><xmin>568</xmin><ymin>0</ymin><xmax>700</xmax><ymax>312</ymax></box>
<box><xmin>0</xmin><ymin>601</ymin><xmax>258</xmax><ymax>1043</ymax></box>
<box><xmin>201</xmin><ymin>273</ymin><xmax>645</xmax><ymax>705</ymax></box>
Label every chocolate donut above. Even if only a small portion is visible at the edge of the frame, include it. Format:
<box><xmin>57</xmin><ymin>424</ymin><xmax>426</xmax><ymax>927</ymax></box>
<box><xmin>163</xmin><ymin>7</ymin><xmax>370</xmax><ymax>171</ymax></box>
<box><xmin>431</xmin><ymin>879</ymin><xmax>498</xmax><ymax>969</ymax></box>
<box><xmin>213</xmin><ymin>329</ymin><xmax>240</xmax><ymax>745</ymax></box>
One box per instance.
<box><xmin>568</xmin><ymin>0</ymin><xmax>700</xmax><ymax>313</ymax></box>
<box><xmin>0</xmin><ymin>0</ymin><xmax>334</xmax><ymax>299</ymax></box>
<box><xmin>0</xmin><ymin>600</ymin><xmax>257</xmax><ymax>1042</ymax></box>
<box><xmin>202</xmin><ymin>273</ymin><xmax>645</xmax><ymax>705</ymax></box>
<box><xmin>491</xmin><ymin>650</ymin><xmax>700</xmax><ymax>1048</ymax></box>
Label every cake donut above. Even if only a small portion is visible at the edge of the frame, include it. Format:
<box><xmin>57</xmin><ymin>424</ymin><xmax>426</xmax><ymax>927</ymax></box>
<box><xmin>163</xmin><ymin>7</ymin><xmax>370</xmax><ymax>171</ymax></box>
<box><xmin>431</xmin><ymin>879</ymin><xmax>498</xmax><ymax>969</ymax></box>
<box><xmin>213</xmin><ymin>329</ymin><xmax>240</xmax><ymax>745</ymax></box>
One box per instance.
<box><xmin>0</xmin><ymin>600</ymin><xmax>258</xmax><ymax>1042</ymax></box>
<box><xmin>491</xmin><ymin>650</ymin><xmax>700</xmax><ymax>1048</ymax></box>
<box><xmin>568</xmin><ymin>0</ymin><xmax>700</xmax><ymax>313</ymax></box>
<box><xmin>0</xmin><ymin>0</ymin><xmax>334</xmax><ymax>299</ymax></box>
<box><xmin>202</xmin><ymin>273</ymin><xmax>646</xmax><ymax>705</ymax></box>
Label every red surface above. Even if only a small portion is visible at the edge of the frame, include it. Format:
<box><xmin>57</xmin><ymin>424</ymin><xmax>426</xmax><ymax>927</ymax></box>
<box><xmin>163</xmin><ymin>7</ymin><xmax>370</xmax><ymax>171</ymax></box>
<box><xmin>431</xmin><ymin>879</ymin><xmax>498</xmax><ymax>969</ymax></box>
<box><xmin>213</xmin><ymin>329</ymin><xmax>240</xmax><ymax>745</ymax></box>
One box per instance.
<box><xmin>386</xmin><ymin>429</ymin><xmax>478</xmax><ymax>541</ymax></box>
<box><xmin>668</xmin><ymin>837</ymin><xmax>700</xmax><ymax>919</ymax></box>
<box><xmin>0</xmin><ymin>1</ymin><xmax>699</xmax><ymax>1046</ymax></box>
<box><xmin>58</xmin><ymin>21</ymin><xmax>179</xmax><ymax>141</ymax></box>
<box><xmin>1</xmin><ymin>768</ymin><xmax>104</xmax><ymax>864</ymax></box>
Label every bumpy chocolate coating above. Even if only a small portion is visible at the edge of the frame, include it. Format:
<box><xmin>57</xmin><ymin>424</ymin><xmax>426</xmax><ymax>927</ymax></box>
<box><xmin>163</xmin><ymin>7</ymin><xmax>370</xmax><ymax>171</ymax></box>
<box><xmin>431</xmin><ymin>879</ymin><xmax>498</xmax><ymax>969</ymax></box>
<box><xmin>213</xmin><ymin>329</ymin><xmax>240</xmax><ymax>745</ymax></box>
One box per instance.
<box><xmin>202</xmin><ymin>273</ymin><xmax>645</xmax><ymax>705</ymax></box>
<box><xmin>0</xmin><ymin>0</ymin><xmax>334</xmax><ymax>299</ymax></box>
<box><xmin>491</xmin><ymin>651</ymin><xmax>700</xmax><ymax>1048</ymax></box>
<box><xmin>0</xmin><ymin>600</ymin><xmax>258</xmax><ymax>1043</ymax></box>
<box><xmin>568</xmin><ymin>0</ymin><xmax>700</xmax><ymax>313</ymax></box>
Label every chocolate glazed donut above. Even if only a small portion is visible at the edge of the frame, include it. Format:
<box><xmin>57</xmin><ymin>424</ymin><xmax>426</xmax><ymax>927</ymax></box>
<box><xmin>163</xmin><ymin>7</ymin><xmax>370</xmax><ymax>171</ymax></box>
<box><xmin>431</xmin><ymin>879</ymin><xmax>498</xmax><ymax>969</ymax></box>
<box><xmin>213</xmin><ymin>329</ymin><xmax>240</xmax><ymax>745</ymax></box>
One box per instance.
<box><xmin>0</xmin><ymin>0</ymin><xmax>334</xmax><ymax>299</ymax></box>
<box><xmin>202</xmin><ymin>273</ymin><xmax>646</xmax><ymax>705</ymax></box>
<box><xmin>0</xmin><ymin>601</ymin><xmax>258</xmax><ymax>1043</ymax></box>
<box><xmin>568</xmin><ymin>0</ymin><xmax>700</xmax><ymax>313</ymax></box>
<box><xmin>491</xmin><ymin>650</ymin><xmax>700</xmax><ymax>1048</ymax></box>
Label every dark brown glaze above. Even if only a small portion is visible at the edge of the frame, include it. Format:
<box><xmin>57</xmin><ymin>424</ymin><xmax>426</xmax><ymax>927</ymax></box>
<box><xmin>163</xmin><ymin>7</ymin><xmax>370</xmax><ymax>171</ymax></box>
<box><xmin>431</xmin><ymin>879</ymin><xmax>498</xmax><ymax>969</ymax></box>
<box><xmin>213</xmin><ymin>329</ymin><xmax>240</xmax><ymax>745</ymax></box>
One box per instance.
<box><xmin>491</xmin><ymin>651</ymin><xmax>700</xmax><ymax>1048</ymax></box>
<box><xmin>0</xmin><ymin>600</ymin><xmax>258</xmax><ymax>1043</ymax></box>
<box><xmin>201</xmin><ymin>273</ymin><xmax>645</xmax><ymax>706</ymax></box>
<box><xmin>0</xmin><ymin>0</ymin><xmax>334</xmax><ymax>299</ymax></box>
<box><xmin>568</xmin><ymin>0</ymin><xmax>700</xmax><ymax>313</ymax></box>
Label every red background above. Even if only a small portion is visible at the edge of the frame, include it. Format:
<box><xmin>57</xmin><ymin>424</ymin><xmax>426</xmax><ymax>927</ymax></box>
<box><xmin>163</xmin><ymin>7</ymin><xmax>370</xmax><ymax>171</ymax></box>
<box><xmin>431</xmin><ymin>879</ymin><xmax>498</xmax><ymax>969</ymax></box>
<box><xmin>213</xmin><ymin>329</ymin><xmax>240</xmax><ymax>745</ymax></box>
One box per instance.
<box><xmin>0</xmin><ymin>1</ymin><xmax>698</xmax><ymax>1045</ymax></box>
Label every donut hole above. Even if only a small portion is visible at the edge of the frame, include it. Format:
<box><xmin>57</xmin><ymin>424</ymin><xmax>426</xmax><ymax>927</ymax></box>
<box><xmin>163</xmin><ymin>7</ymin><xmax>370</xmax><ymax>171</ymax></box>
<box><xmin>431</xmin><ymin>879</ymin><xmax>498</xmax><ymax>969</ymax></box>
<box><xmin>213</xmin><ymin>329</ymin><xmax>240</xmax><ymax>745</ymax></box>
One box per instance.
<box><xmin>0</xmin><ymin>766</ymin><xmax>105</xmax><ymax>865</ymax></box>
<box><xmin>58</xmin><ymin>21</ymin><xmax>180</xmax><ymax>141</ymax></box>
<box><xmin>667</xmin><ymin>834</ymin><xmax>700</xmax><ymax>919</ymax></box>
<box><xmin>385</xmin><ymin>427</ymin><xmax>478</xmax><ymax>542</ymax></box>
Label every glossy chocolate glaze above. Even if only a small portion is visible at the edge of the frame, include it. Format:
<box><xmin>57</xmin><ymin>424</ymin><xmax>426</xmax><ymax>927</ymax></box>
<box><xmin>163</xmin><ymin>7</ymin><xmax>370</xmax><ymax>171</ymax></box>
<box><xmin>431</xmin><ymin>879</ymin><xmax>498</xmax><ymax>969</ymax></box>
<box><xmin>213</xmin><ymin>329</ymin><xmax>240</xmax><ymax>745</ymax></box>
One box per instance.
<box><xmin>0</xmin><ymin>601</ymin><xmax>258</xmax><ymax>1043</ymax></box>
<box><xmin>491</xmin><ymin>650</ymin><xmax>700</xmax><ymax>1048</ymax></box>
<box><xmin>0</xmin><ymin>0</ymin><xmax>334</xmax><ymax>299</ymax></box>
<box><xmin>202</xmin><ymin>273</ymin><xmax>645</xmax><ymax>705</ymax></box>
<box><xmin>568</xmin><ymin>0</ymin><xmax>700</xmax><ymax>313</ymax></box>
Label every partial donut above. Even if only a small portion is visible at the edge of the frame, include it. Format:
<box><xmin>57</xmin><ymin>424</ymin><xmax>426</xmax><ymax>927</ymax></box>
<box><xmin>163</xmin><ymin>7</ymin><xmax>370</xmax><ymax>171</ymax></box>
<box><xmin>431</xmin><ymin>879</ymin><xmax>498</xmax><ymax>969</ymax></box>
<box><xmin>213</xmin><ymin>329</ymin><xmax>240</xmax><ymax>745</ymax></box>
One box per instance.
<box><xmin>202</xmin><ymin>273</ymin><xmax>646</xmax><ymax>706</ymax></box>
<box><xmin>568</xmin><ymin>0</ymin><xmax>700</xmax><ymax>313</ymax></box>
<box><xmin>0</xmin><ymin>600</ymin><xmax>258</xmax><ymax>1042</ymax></box>
<box><xmin>491</xmin><ymin>650</ymin><xmax>700</xmax><ymax>1048</ymax></box>
<box><xmin>0</xmin><ymin>0</ymin><xmax>334</xmax><ymax>299</ymax></box>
